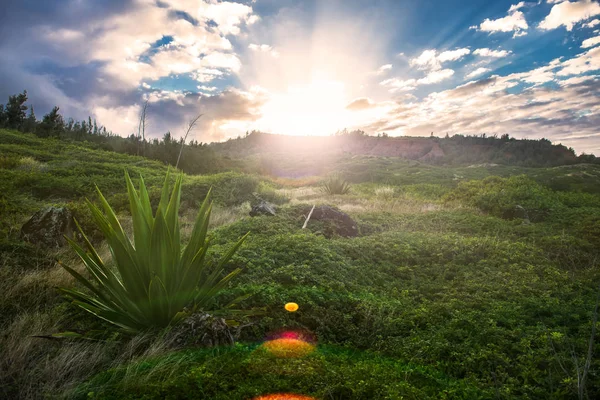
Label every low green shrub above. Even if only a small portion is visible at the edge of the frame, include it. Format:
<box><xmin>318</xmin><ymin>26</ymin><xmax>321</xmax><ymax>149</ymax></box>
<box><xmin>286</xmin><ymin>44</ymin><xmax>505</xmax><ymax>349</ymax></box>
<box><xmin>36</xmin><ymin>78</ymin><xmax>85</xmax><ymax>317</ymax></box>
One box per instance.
<box><xmin>444</xmin><ymin>175</ymin><xmax>561</xmax><ymax>221</ymax></box>
<box><xmin>76</xmin><ymin>344</ymin><xmax>486</xmax><ymax>399</ymax></box>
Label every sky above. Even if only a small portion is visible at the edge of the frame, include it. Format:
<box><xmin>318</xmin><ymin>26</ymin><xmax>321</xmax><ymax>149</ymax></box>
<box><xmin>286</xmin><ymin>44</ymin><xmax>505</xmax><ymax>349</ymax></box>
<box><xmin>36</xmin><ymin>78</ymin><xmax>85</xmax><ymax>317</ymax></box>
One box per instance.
<box><xmin>1</xmin><ymin>0</ymin><xmax>600</xmax><ymax>154</ymax></box>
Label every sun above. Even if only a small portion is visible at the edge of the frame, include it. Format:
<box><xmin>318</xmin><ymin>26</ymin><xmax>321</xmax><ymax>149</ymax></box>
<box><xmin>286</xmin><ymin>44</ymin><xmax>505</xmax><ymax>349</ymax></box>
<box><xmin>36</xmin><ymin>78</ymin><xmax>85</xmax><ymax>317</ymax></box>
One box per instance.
<box><xmin>255</xmin><ymin>79</ymin><xmax>351</xmax><ymax>136</ymax></box>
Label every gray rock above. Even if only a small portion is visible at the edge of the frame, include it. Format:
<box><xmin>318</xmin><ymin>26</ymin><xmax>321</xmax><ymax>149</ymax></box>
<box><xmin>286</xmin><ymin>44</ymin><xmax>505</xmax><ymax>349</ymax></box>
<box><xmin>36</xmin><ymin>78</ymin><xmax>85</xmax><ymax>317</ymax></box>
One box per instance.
<box><xmin>249</xmin><ymin>200</ymin><xmax>277</xmax><ymax>217</ymax></box>
<box><xmin>167</xmin><ymin>313</ymin><xmax>234</xmax><ymax>349</ymax></box>
<box><xmin>20</xmin><ymin>207</ymin><xmax>77</xmax><ymax>248</ymax></box>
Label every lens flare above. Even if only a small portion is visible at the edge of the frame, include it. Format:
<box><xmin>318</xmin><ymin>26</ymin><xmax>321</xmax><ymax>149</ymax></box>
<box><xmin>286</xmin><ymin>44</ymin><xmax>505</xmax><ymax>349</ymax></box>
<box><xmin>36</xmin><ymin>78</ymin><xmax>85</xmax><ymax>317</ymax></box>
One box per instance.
<box><xmin>285</xmin><ymin>302</ymin><xmax>299</xmax><ymax>312</ymax></box>
<box><xmin>261</xmin><ymin>338</ymin><xmax>316</xmax><ymax>358</ymax></box>
<box><xmin>253</xmin><ymin>394</ymin><xmax>316</xmax><ymax>400</ymax></box>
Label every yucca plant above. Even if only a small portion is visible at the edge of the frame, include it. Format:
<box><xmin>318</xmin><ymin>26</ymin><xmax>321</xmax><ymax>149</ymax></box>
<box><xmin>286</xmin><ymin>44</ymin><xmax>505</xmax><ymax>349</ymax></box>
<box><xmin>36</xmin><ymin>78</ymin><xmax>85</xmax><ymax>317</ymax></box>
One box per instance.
<box><xmin>321</xmin><ymin>174</ymin><xmax>351</xmax><ymax>195</ymax></box>
<box><xmin>60</xmin><ymin>171</ymin><xmax>248</xmax><ymax>332</ymax></box>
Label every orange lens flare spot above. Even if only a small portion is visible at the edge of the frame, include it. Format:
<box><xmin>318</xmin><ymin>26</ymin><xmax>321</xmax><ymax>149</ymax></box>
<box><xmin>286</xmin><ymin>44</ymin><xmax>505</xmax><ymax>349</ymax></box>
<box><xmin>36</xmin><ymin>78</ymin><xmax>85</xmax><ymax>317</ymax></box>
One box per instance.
<box><xmin>285</xmin><ymin>302</ymin><xmax>299</xmax><ymax>312</ymax></box>
<box><xmin>261</xmin><ymin>338</ymin><xmax>315</xmax><ymax>358</ymax></box>
<box><xmin>253</xmin><ymin>394</ymin><xmax>316</xmax><ymax>400</ymax></box>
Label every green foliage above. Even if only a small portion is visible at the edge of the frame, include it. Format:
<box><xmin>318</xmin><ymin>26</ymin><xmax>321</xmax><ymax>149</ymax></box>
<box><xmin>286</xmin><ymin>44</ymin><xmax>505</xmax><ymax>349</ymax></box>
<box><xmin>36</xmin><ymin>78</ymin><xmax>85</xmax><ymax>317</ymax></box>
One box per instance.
<box><xmin>321</xmin><ymin>174</ymin><xmax>351</xmax><ymax>195</ymax></box>
<box><xmin>59</xmin><ymin>172</ymin><xmax>248</xmax><ymax>332</ymax></box>
<box><xmin>76</xmin><ymin>344</ymin><xmax>485</xmax><ymax>399</ymax></box>
<box><xmin>444</xmin><ymin>175</ymin><xmax>562</xmax><ymax>221</ymax></box>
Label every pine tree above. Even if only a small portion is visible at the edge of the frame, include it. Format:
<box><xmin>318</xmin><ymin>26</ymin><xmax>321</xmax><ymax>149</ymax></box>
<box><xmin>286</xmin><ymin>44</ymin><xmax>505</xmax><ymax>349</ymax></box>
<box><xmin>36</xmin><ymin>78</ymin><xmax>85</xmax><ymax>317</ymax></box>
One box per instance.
<box><xmin>0</xmin><ymin>104</ymin><xmax>6</xmax><ymax>128</ymax></box>
<box><xmin>39</xmin><ymin>106</ymin><xmax>64</xmax><ymax>138</ymax></box>
<box><xmin>5</xmin><ymin>90</ymin><xmax>28</xmax><ymax>130</ymax></box>
<box><xmin>23</xmin><ymin>105</ymin><xmax>37</xmax><ymax>133</ymax></box>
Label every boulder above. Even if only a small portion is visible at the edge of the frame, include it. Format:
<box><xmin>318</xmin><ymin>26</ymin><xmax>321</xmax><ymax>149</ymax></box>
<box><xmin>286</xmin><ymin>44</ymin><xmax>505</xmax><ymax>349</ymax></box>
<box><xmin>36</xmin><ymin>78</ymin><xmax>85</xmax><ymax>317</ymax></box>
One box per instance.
<box><xmin>304</xmin><ymin>205</ymin><xmax>359</xmax><ymax>238</ymax></box>
<box><xmin>167</xmin><ymin>313</ymin><xmax>234</xmax><ymax>349</ymax></box>
<box><xmin>20</xmin><ymin>207</ymin><xmax>77</xmax><ymax>248</ymax></box>
<box><xmin>249</xmin><ymin>200</ymin><xmax>277</xmax><ymax>217</ymax></box>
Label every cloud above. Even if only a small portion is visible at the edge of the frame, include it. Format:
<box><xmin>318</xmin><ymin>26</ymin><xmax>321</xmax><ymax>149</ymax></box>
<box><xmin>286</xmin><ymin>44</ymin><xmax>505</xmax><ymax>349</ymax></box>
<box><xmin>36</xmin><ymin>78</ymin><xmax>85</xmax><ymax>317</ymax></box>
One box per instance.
<box><xmin>410</xmin><ymin>48</ymin><xmax>470</xmax><ymax>71</ymax></box>
<box><xmin>417</xmin><ymin>68</ymin><xmax>455</xmax><ymax>84</ymax></box>
<box><xmin>473</xmin><ymin>48</ymin><xmax>512</xmax><ymax>58</ymax></box>
<box><xmin>346</xmin><ymin>97</ymin><xmax>375</xmax><ymax>110</ymax></box>
<box><xmin>466</xmin><ymin>67</ymin><xmax>491</xmax><ymax>79</ymax></box>
<box><xmin>437</xmin><ymin>48</ymin><xmax>471</xmax><ymax>63</ymax></box>
<box><xmin>582</xmin><ymin>35</ymin><xmax>600</xmax><ymax>48</ymax></box>
<box><xmin>583</xmin><ymin>18</ymin><xmax>600</xmax><ymax>28</ymax></box>
<box><xmin>556</xmin><ymin>45</ymin><xmax>600</xmax><ymax>75</ymax></box>
<box><xmin>539</xmin><ymin>0</ymin><xmax>600</xmax><ymax>31</ymax></box>
<box><xmin>248</xmin><ymin>43</ymin><xmax>280</xmax><ymax>57</ymax></box>
<box><xmin>362</xmin><ymin>47</ymin><xmax>600</xmax><ymax>153</ymax></box>
<box><xmin>477</xmin><ymin>4</ymin><xmax>528</xmax><ymax>36</ymax></box>
<box><xmin>380</xmin><ymin>77</ymin><xmax>417</xmax><ymax>92</ymax></box>
<box><xmin>374</xmin><ymin>64</ymin><xmax>393</xmax><ymax>75</ymax></box>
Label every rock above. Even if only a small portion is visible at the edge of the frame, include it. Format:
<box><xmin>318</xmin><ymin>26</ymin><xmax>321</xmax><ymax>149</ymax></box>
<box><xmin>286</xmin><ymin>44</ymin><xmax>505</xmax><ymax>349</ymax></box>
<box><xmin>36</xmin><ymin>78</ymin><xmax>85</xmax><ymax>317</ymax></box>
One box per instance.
<box><xmin>503</xmin><ymin>204</ymin><xmax>530</xmax><ymax>224</ymax></box>
<box><xmin>167</xmin><ymin>313</ymin><xmax>234</xmax><ymax>349</ymax></box>
<box><xmin>303</xmin><ymin>205</ymin><xmax>359</xmax><ymax>238</ymax></box>
<box><xmin>249</xmin><ymin>200</ymin><xmax>277</xmax><ymax>217</ymax></box>
<box><xmin>20</xmin><ymin>207</ymin><xmax>77</xmax><ymax>248</ymax></box>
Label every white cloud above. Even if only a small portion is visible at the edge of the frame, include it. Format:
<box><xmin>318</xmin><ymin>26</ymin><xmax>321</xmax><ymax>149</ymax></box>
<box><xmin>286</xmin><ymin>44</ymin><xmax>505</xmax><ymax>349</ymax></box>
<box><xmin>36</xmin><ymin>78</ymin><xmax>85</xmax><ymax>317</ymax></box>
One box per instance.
<box><xmin>539</xmin><ymin>0</ymin><xmax>600</xmax><ymax>31</ymax></box>
<box><xmin>195</xmin><ymin>0</ymin><xmax>256</xmax><ymax>35</ymax></box>
<box><xmin>466</xmin><ymin>67</ymin><xmax>491</xmax><ymax>79</ymax></box>
<box><xmin>583</xmin><ymin>18</ymin><xmax>600</xmax><ymax>28</ymax></box>
<box><xmin>380</xmin><ymin>77</ymin><xmax>417</xmax><ymax>92</ymax></box>
<box><xmin>474</xmin><ymin>48</ymin><xmax>512</xmax><ymax>58</ymax></box>
<box><xmin>438</xmin><ymin>48</ymin><xmax>471</xmax><ymax>62</ymax></box>
<box><xmin>375</xmin><ymin>64</ymin><xmax>393</xmax><ymax>74</ymax></box>
<box><xmin>43</xmin><ymin>0</ymin><xmax>258</xmax><ymax>89</ymax></box>
<box><xmin>364</xmin><ymin>46</ymin><xmax>600</xmax><ymax>154</ymax></box>
<box><xmin>582</xmin><ymin>35</ymin><xmax>600</xmax><ymax>48</ymax></box>
<box><xmin>93</xmin><ymin>104</ymin><xmax>141</xmax><ymax>136</ymax></box>
<box><xmin>417</xmin><ymin>68</ymin><xmax>455</xmax><ymax>84</ymax></box>
<box><xmin>557</xmin><ymin>45</ymin><xmax>600</xmax><ymax>75</ymax></box>
<box><xmin>410</xmin><ymin>49</ymin><xmax>440</xmax><ymax>70</ymax></box>
<box><xmin>198</xmin><ymin>85</ymin><xmax>218</xmax><ymax>92</ymax></box>
<box><xmin>478</xmin><ymin>5</ymin><xmax>528</xmax><ymax>36</ymax></box>
<box><xmin>509</xmin><ymin>2</ymin><xmax>525</xmax><ymax>13</ymax></box>
<box><xmin>410</xmin><ymin>48</ymin><xmax>470</xmax><ymax>71</ymax></box>
<box><xmin>248</xmin><ymin>43</ymin><xmax>280</xmax><ymax>57</ymax></box>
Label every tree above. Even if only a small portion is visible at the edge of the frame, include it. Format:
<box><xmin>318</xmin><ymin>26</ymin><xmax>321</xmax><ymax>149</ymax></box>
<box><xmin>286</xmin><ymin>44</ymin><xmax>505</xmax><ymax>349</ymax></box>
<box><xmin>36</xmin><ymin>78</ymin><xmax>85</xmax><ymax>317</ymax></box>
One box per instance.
<box><xmin>39</xmin><ymin>106</ymin><xmax>64</xmax><ymax>138</ymax></box>
<box><xmin>0</xmin><ymin>104</ymin><xmax>6</xmax><ymax>127</ymax></box>
<box><xmin>4</xmin><ymin>90</ymin><xmax>28</xmax><ymax>130</ymax></box>
<box><xmin>22</xmin><ymin>105</ymin><xmax>37</xmax><ymax>133</ymax></box>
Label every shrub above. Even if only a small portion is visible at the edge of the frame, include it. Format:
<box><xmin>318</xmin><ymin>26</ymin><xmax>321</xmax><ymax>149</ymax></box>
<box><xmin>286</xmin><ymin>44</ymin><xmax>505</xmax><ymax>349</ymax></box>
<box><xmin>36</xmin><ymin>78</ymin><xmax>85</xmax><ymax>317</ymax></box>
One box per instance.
<box><xmin>59</xmin><ymin>171</ymin><xmax>249</xmax><ymax>332</ymax></box>
<box><xmin>320</xmin><ymin>175</ymin><xmax>351</xmax><ymax>195</ymax></box>
<box><xmin>374</xmin><ymin>185</ymin><xmax>395</xmax><ymax>200</ymax></box>
<box><xmin>444</xmin><ymin>175</ymin><xmax>561</xmax><ymax>221</ymax></box>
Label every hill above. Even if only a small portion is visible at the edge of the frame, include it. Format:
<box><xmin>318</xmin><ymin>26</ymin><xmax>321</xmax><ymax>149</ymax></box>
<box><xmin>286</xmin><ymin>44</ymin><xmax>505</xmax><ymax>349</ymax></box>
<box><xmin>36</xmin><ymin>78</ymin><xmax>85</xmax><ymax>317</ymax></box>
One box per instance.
<box><xmin>212</xmin><ymin>130</ymin><xmax>584</xmax><ymax>168</ymax></box>
<box><xmin>1</xmin><ymin>128</ymin><xmax>600</xmax><ymax>399</ymax></box>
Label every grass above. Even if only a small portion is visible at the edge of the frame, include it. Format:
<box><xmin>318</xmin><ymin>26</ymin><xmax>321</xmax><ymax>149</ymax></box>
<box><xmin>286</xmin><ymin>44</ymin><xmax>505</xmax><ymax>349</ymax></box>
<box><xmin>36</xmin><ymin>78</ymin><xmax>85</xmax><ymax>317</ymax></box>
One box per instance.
<box><xmin>2</xmin><ymin>128</ymin><xmax>600</xmax><ymax>399</ymax></box>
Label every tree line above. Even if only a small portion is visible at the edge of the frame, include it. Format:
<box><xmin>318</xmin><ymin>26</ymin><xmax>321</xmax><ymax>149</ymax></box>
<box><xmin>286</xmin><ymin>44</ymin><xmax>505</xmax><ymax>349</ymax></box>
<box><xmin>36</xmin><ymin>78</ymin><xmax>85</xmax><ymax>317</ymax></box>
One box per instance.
<box><xmin>0</xmin><ymin>91</ymin><xmax>227</xmax><ymax>174</ymax></box>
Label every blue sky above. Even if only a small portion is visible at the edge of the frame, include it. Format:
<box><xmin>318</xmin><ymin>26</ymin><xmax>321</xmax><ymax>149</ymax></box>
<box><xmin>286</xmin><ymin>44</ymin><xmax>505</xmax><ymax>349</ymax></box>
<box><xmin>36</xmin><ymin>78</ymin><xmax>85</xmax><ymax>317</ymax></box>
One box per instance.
<box><xmin>0</xmin><ymin>0</ymin><xmax>599</xmax><ymax>153</ymax></box>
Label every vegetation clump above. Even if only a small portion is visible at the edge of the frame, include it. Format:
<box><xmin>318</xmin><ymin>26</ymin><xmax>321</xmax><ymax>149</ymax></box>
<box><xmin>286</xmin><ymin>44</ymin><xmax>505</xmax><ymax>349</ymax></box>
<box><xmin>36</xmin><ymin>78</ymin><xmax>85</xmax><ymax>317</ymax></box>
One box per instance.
<box><xmin>320</xmin><ymin>174</ymin><xmax>351</xmax><ymax>195</ymax></box>
<box><xmin>59</xmin><ymin>171</ymin><xmax>248</xmax><ymax>332</ymax></box>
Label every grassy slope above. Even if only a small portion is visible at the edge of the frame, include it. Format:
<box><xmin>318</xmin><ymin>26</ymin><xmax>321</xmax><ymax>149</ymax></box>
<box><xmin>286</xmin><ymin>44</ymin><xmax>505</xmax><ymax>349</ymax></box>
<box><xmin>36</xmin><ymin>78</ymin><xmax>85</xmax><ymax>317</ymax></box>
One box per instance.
<box><xmin>1</xmin><ymin>129</ymin><xmax>600</xmax><ymax>399</ymax></box>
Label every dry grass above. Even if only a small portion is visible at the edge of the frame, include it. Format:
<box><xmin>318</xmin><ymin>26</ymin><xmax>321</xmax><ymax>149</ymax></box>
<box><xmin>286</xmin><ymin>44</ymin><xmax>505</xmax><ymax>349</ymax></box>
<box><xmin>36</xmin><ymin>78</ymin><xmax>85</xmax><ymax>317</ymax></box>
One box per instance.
<box><xmin>0</xmin><ymin>309</ymin><xmax>182</xmax><ymax>400</ymax></box>
<box><xmin>0</xmin><ymin>311</ymin><xmax>114</xmax><ymax>399</ymax></box>
<box><xmin>270</xmin><ymin>176</ymin><xmax>322</xmax><ymax>188</ymax></box>
<box><xmin>180</xmin><ymin>201</ymin><xmax>251</xmax><ymax>241</ymax></box>
<box><xmin>278</xmin><ymin>186</ymin><xmax>446</xmax><ymax>214</ymax></box>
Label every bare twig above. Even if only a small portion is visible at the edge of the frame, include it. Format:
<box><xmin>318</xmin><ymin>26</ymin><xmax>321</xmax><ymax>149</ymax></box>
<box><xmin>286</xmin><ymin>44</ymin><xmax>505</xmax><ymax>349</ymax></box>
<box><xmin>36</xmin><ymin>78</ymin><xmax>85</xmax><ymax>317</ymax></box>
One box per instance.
<box><xmin>302</xmin><ymin>205</ymin><xmax>315</xmax><ymax>229</ymax></box>
<box><xmin>579</xmin><ymin>283</ymin><xmax>600</xmax><ymax>399</ymax></box>
<box><xmin>175</xmin><ymin>114</ymin><xmax>203</xmax><ymax>169</ymax></box>
<box><xmin>137</xmin><ymin>100</ymin><xmax>149</xmax><ymax>156</ymax></box>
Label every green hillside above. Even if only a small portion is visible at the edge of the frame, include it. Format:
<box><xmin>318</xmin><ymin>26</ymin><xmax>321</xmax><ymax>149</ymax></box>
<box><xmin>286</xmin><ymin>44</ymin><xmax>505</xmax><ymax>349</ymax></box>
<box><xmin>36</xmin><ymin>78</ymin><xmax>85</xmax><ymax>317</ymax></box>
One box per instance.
<box><xmin>1</xmin><ymin>129</ymin><xmax>600</xmax><ymax>399</ymax></box>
